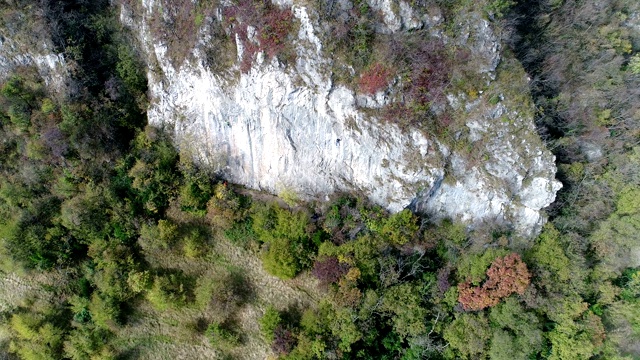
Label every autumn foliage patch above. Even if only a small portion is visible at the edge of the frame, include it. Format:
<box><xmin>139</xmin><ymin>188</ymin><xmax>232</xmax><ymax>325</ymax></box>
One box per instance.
<box><xmin>148</xmin><ymin>0</ymin><xmax>200</xmax><ymax>67</ymax></box>
<box><xmin>359</xmin><ymin>63</ymin><xmax>392</xmax><ymax>94</ymax></box>
<box><xmin>312</xmin><ymin>256</ymin><xmax>349</xmax><ymax>285</ymax></box>
<box><xmin>223</xmin><ymin>0</ymin><xmax>294</xmax><ymax>72</ymax></box>
<box><xmin>272</xmin><ymin>325</ymin><xmax>297</xmax><ymax>355</ymax></box>
<box><xmin>458</xmin><ymin>253</ymin><xmax>531</xmax><ymax>311</ymax></box>
<box><xmin>380</xmin><ymin>38</ymin><xmax>453</xmax><ymax>129</ymax></box>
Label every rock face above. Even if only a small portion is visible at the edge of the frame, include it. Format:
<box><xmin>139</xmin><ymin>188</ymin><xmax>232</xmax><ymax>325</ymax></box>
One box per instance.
<box><xmin>0</xmin><ymin>8</ymin><xmax>67</xmax><ymax>94</ymax></box>
<box><xmin>120</xmin><ymin>0</ymin><xmax>561</xmax><ymax>237</ymax></box>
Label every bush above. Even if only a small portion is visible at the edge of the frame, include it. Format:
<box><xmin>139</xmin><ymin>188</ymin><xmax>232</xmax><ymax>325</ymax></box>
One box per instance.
<box><xmin>485</xmin><ymin>0</ymin><xmax>515</xmax><ymax>19</ymax></box>
<box><xmin>224</xmin><ymin>219</ymin><xmax>257</xmax><ymax>248</ymax></box>
<box><xmin>223</xmin><ymin>0</ymin><xmax>296</xmax><ymax>72</ymax></box>
<box><xmin>157</xmin><ymin>219</ymin><xmax>180</xmax><ymax>249</ymax></box>
<box><xmin>206</xmin><ymin>322</ymin><xmax>240</xmax><ymax>349</ymax></box>
<box><xmin>9</xmin><ymin>313</ymin><xmax>65</xmax><ymax>360</ymax></box>
<box><xmin>457</xmin><ymin>248</ymin><xmax>509</xmax><ymax>285</ymax></box>
<box><xmin>443</xmin><ymin>313</ymin><xmax>491</xmax><ymax>359</ymax></box>
<box><xmin>207</xmin><ymin>183</ymin><xmax>244</xmax><ymax>230</ymax></box>
<box><xmin>381</xmin><ymin>37</ymin><xmax>452</xmax><ymax>130</ymax></box>
<box><xmin>88</xmin><ymin>294</ymin><xmax>122</xmax><ymax>329</ymax></box>
<box><xmin>253</xmin><ymin>203</ymin><xmax>315</xmax><ymax>279</ymax></box>
<box><xmin>146</xmin><ymin>271</ymin><xmax>194</xmax><ymax>310</ymax></box>
<box><xmin>178</xmin><ymin>169</ymin><xmax>213</xmax><ymax>215</ymax></box>
<box><xmin>116</xmin><ymin>45</ymin><xmax>147</xmax><ymax>96</ymax></box>
<box><xmin>250</xmin><ymin>202</ymin><xmax>278</xmax><ymax>238</ymax></box>
<box><xmin>129</xmin><ymin>130</ymin><xmax>180</xmax><ymax>215</ymax></box>
<box><xmin>272</xmin><ymin>325</ymin><xmax>296</xmax><ymax>355</ymax></box>
<box><xmin>148</xmin><ymin>0</ymin><xmax>202</xmax><ymax>67</ymax></box>
<box><xmin>259</xmin><ymin>7</ymin><xmax>294</xmax><ymax>59</ymax></box>
<box><xmin>630</xmin><ymin>54</ymin><xmax>640</xmax><ymax>75</ymax></box>
<box><xmin>359</xmin><ymin>63</ymin><xmax>392</xmax><ymax>94</ymax></box>
<box><xmin>194</xmin><ymin>267</ymin><xmax>251</xmax><ymax>313</ymax></box>
<box><xmin>262</xmin><ymin>237</ymin><xmax>302</xmax><ymax>279</ymax></box>
<box><xmin>63</xmin><ymin>326</ymin><xmax>115</xmax><ymax>360</ymax></box>
<box><xmin>182</xmin><ymin>228</ymin><xmax>207</xmax><ymax>258</ymax></box>
<box><xmin>260</xmin><ymin>305</ymin><xmax>282</xmax><ymax>343</ymax></box>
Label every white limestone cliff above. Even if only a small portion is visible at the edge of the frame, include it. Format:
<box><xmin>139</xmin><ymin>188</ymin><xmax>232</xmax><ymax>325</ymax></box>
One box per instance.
<box><xmin>126</xmin><ymin>0</ymin><xmax>560</xmax><ymax>237</ymax></box>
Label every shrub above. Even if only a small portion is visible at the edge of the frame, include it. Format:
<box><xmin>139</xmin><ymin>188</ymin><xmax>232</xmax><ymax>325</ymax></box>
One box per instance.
<box><xmin>129</xmin><ymin>130</ymin><xmax>180</xmax><ymax>215</ymax></box>
<box><xmin>272</xmin><ymin>325</ymin><xmax>296</xmax><ymax>355</ymax></box>
<box><xmin>194</xmin><ymin>267</ymin><xmax>251</xmax><ymax>313</ymax></box>
<box><xmin>182</xmin><ymin>228</ymin><xmax>207</xmax><ymax>258</ymax></box>
<box><xmin>223</xmin><ymin>0</ymin><xmax>296</xmax><ymax>72</ymax></box>
<box><xmin>457</xmin><ymin>248</ymin><xmax>510</xmax><ymax>285</ymax></box>
<box><xmin>88</xmin><ymin>294</ymin><xmax>122</xmax><ymax>329</ymax></box>
<box><xmin>359</xmin><ymin>63</ymin><xmax>392</xmax><ymax>94</ymax></box>
<box><xmin>443</xmin><ymin>313</ymin><xmax>491</xmax><ymax>359</ymax></box>
<box><xmin>382</xmin><ymin>37</ymin><xmax>452</xmax><ymax>129</ymax></box>
<box><xmin>206</xmin><ymin>322</ymin><xmax>240</xmax><ymax>348</ymax></box>
<box><xmin>9</xmin><ymin>313</ymin><xmax>65</xmax><ymax>360</ymax></box>
<box><xmin>146</xmin><ymin>271</ymin><xmax>193</xmax><ymax>310</ymax></box>
<box><xmin>436</xmin><ymin>266</ymin><xmax>452</xmax><ymax>294</ymax></box>
<box><xmin>178</xmin><ymin>171</ymin><xmax>213</xmax><ymax>216</ymax></box>
<box><xmin>262</xmin><ymin>237</ymin><xmax>301</xmax><ymax>279</ymax></box>
<box><xmin>260</xmin><ymin>305</ymin><xmax>282</xmax><ymax>342</ymax></box>
<box><xmin>485</xmin><ymin>0</ymin><xmax>516</xmax><ymax>19</ymax></box>
<box><xmin>126</xmin><ymin>270</ymin><xmax>152</xmax><ymax>294</ymax></box>
<box><xmin>630</xmin><ymin>54</ymin><xmax>640</xmax><ymax>75</ymax></box>
<box><xmin>63</xmin><ymin>326</ymin><xmax>115</xmax><ymax>360</ymax></box>
<box><xmin>259</xmin><ymin>8</ymin><xmax>294</xmax><ymax>59</ymax></box>
<box><xmin>380</xmin><ymin>282</ymin><xmax>428</xmax><ymax>337</ymax></box>
<box><xmin>251</xmin><ymin>202</ymin><xmax>278</xmax><ymax>237</ymax></box>
<box><xmin>224</xmin><ymin>219</ymin><xmax>257</xmax><ymax>248</ymax></box>
<box><xmin>253</xmin><ymin>204</ymin><xmax>315</xmax><ymax>279</ymax></box>
<box><xmin>207</xmin><ymin>183</ymin><xmax>243</xmax><ymax>230</ymax></box>
<box><xmin>116</xmin><ymin>45</ymin><xmax>147</xmax><ymax>95</ymax></box>
<box><xmin>157</xmin><ymin>219</ymin><xmax>180</xmax><ymax>249</ymax></box>
<box><xmin>148</xmin><ymin>0</ymin><xmax>200</xmax><ymax>67</ymax></box>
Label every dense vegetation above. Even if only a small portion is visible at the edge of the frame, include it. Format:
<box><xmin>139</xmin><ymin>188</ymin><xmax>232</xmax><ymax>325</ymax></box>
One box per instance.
<box><xmin>0</xmin><ymin>0</ymin><xmax>638</xmax><ymax>359</ymax></box>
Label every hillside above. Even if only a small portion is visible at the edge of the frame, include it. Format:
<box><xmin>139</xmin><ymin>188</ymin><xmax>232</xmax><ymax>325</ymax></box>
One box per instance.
<box><xmin>0</xmin><ymin>0</ymin><xmax>638</xmax><ymax>359</ymax></box>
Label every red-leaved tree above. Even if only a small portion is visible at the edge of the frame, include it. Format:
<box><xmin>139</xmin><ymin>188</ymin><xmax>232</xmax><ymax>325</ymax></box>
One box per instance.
<box><xmin>312</xmin><ymin>256</ymin><xmax>349</xmax><ymax>285</ymax></box>
<box><xmin>272</xmin><ymin>325</ymin><xmax>296</xmax><ymax>355</ymax></box>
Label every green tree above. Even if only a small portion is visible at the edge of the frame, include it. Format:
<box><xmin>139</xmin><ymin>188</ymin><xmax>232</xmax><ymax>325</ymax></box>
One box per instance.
<box><xmin>488</xmin><ymin>297</ymin><xmax>543</xmax><ymax>359</ymax></box>
<box><xmin>457</xmin><ymin>248</ymin><xmax>509</xmax><ymax>285</ymax></box>
<box><xmin>443</xmin><ymin>313</ymin><xmax>490</xmax><ymax>359</ymax></box>
<box><xmin>590</xmin><ymin>186</ymin><xmax>640</xmax><ymax>278</ymax></box>
<box><xmin>9</xmin><ymin>313</ymin><xmax>65</xmax><ymax>360</ymax></box>
<box><xmin>380</xmin><ymin>209</ymin><xmax>419</xmax><ymax>245</ymax></box>
<box><xmin>528</xmin><ymin>224</ymin><xmax>572</xmax><ymax>286</ymax></box>
<box><xmin>380</xmin><ymin>282</ymin><xmax>428</xmax><ymax>338</ymax></box>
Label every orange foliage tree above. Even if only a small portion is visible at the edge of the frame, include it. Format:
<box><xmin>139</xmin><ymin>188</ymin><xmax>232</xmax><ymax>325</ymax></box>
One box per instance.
<box><xmin>458</xmin><ymin>253</ymin><xmax>531</xmax><ymax>311</ymax></box>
